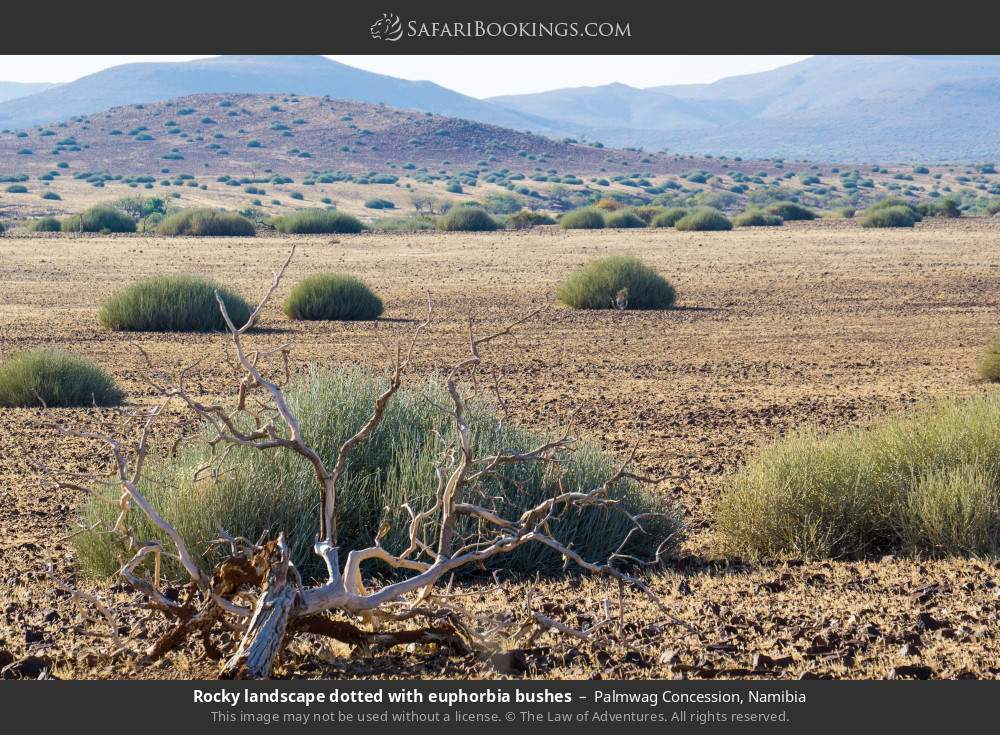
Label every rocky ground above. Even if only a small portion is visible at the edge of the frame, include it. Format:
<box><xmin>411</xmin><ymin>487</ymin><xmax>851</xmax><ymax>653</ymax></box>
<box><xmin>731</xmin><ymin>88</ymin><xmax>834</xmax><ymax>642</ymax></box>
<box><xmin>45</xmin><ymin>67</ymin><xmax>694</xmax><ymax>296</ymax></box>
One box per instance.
<box><xmin>1</xmin><ymin>219</ymin><xmax>999</xmax><ymax>679</ymax></box>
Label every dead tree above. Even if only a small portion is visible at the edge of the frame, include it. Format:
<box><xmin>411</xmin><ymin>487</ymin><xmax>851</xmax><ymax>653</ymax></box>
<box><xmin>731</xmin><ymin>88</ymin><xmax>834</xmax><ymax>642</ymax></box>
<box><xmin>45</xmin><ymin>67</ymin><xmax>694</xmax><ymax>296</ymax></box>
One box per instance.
<box><xmin>49</xmin><ymin>247</ymin><xmax>680</xmax><ymax>679</ymax></box>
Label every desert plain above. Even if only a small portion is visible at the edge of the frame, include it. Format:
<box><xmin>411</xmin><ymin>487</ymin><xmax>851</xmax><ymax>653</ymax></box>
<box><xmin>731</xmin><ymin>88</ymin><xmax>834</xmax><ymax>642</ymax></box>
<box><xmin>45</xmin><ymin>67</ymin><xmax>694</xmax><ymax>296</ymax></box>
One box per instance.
<box><xmin>1</xmin><ymin>218</ymin><xmax>999</xmax><ymax>680</ymax></box>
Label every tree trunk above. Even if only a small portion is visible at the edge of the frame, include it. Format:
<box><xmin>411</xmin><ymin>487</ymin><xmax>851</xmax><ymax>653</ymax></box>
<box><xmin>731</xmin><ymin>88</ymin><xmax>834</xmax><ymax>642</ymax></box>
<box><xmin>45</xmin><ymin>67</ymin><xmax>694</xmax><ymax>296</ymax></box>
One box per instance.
<box><xmin>221</xmin><ymin>537</ymin><xmax>296</xmax><ymax>679</ymax></box>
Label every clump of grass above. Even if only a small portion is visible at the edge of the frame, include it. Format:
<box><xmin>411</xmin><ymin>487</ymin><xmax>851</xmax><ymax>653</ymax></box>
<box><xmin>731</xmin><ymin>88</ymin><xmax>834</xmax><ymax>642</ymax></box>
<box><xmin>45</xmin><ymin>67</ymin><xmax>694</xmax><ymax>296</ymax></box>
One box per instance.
<box><xmin>271</xmin><ymin>209</ymin><xmax>364</xmax><ymax>234</ymax></box>
<box><xmin>650</xmin><ymin>208</ymin><xmax>688</xmax><ymax>228</ymax></box>
<box><xmin>675</xmin><ymin>208</ymin><xmax>732</xmax><ymax>231</ymax></box>
<box><xmin>560</xmin><ymin>207</ymin><xmax>606</xmax><ymax>230</ymax></box>
<box><xmin>557</xmin><ymin>255</ymin><xmax>676</xmax><ymax>310</ymax></box>
<box><xmin>61</xmin><ymin>205</ymin><xmax>136</xmax><ymax>233</ymax></box>
<box><xmin>976</xmin><ymin>336</ymin><xmax>1000</xmax><ymax>381</ymax></box>
<box><xmin>860</xmin><ymin>205</ymin><xmax>916</xmax><ymax>228</ymax></box>
<box><xmin>157</xmin><ymin>208</ymin><xmax>255</xmax><ymax>236</ymax></box>
<box><xmin>73</xmin><ymin>368</ymin><xmax>680</xmax><ymax>580</ymax></box>
<box><xmin>765</xmin><ymin>202</ymin><xmax>816</xmax><ymax>221</ymax></box>
<box><xmin>27</xmin><ymin>217</ymin><xmax>61</xmax><ymax>232</ymax></box>
<box><xmin>283</xmin><ymin>274</ymin><xmax>383</xmax><ymax>321</ymax></box>
<box><xmin>0</xmin><ymin>349</ymin><xmax>122</xmax><ymax>407</ymax></box>
<box><xmin>605</xmin><ymin>210</ymin><xmax>646</xmax><ymax>228</ymax></box>
<box><xmin>733</xmin><ymin>209</ymin><xmax>784</xmax><ymax>227</ymax></box>
<box><xmin>437</xmin><ymin>206</ymin><xmax>498</xmax><ymax>231</ymax></box>
<box><xmin>715</xmin><ymin>394</ymin><xmax>1000</xmax><ymax>559</ymax></box>
<box><xmin>99</xmin><ymin>275</ymin><xmax>252</xmax><ymax>332</ymax></box>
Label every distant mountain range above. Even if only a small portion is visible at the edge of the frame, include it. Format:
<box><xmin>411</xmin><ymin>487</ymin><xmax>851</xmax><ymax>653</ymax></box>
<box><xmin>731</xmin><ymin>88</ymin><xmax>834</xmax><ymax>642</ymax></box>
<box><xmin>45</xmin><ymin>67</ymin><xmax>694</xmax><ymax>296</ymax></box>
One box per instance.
<box><xmin>491</xmin><ymin>56</ymin><xmax>1000</xmax><ymax>162</ymax></box>
<box><xmin>0</xmin><ymin>56</ymin><xmax>555</xmax><ymax>135</ymax></box>
<box><xmin>0</xmin><ymin>81</ymin><xmax>55</xmax><ymax>104</ymax></box>
<box><xmin>2</xmin><ymin>55</ymin><xmax>1000</xmax><ymax>162</ymax></box>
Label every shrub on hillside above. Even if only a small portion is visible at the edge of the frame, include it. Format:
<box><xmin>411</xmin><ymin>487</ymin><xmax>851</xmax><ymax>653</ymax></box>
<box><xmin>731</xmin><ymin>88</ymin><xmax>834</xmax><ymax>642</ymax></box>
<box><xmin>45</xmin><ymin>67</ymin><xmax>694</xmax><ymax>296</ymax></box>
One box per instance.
<box><xmin>371</xmin><ymin>215</ymin><xmax>436</xmax><ymax>231</ymax></box>
<box><xmin>650</xmin><ymin>208</ymin><xmax>688</xmax><ymax>228</ymax></box>
<box><xmin>860</xmin><ymin>205</ymin><xmax>917</xmax><ymax>228</ymax></box>
<box><xmin>867</xmin><ymin>197</ymin><xmax>922</xmax><ymax>221</ymax></box>
<box><xmin>0</xmin><ymin>349</ymin><xmax>122</xmax><ymax>407</ymax></box>
<box><xmin>73</xmin><ymin>368</ymin><xmax>680</xmax><ymax>580</ymax></box>
<box><xmin>734</xmin><ymin>209</ymin><xmax>784</xmax><ymax>227</ymax></box>
<box><xmin>437</xmin><ymin>206</ymin><xmax>498</xmax><ymax>232</ymax></box>
<box><xmin>157</xmin><ymin>208</ymin><xmax>255</xmax><ymax>236</ymax></box>
<box><xmin>99</xmin><ymin>275</ymin><xmax>252</xmax><ymax>332</ymax></box>
<box><xmin>765</xmin><ymin>201</ymin><xmax>816</xmax><ymax>221</ymax></box>
<box><xmin>506</xmin><ymin>210</ymin><xmax>555</xmax><ymax>229</ymax></box>
<box><xmin>271</xmin><ymin>209</ymin><xmax>364</xmax><ymax>234</ymax></box>
<box><xmin>605</xmin><ymin>210</ymin><xmax>646</xmax><ymax>228</ymax></box>
<box><xmin>675</xmin><ymin>208</ymin><xmax>732</xmax><ymax>231</ymax></box>
<box><xmin>977</xmin><ymin>336</ymin><xmax>1000</xmax><ymax>382</ymax></box>
<box><xmin>918</xmin><ymin>197</ymin><xmax>961</xmax><ymax>218</ymax></box>
<box><xmin>283</xmin><ymin>274</ymin><xmax>383</xmax><ymax>321</ymax></box>
<box><xmin>715</xmin><ymin>394</ymin><xmax>1000</xmax><ymax>559</ymax></box>
<box><xmin>559</xmin><ymin>207</ymin><xmax>606</xmax><ymax>230</ymax></box>
<box><xmin>61</xmin><ymin>205</ymin><xmax>136</xmax><ymax>233</ymax></box>
<box><xmin>364</xmin><ymin>197</ymin><xmax>395</xmax><ymax>210</ymax></box>
<box><xmin>629</xmin><ymin>205</ymin><xmax>665</xmax><ymax>224</ymax></box>
<box><xmin>558</xmin><ymin>255</ymin><xmax>676</xmax><ymax>310</ymax></box>
<box><xmin>28</xmin><ymin>217</ymin><xmax>61</xmax><ymax>232</ymax></box>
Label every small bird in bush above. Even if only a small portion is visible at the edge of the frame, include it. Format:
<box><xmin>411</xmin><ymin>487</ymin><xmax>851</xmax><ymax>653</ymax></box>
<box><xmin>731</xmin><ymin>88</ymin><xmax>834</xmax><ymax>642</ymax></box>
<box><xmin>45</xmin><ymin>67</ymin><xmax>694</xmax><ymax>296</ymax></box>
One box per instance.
<box><xmin>614</xmin><ymin>288</ymin><xmax>629</xmax><ymax>311</ymax></box>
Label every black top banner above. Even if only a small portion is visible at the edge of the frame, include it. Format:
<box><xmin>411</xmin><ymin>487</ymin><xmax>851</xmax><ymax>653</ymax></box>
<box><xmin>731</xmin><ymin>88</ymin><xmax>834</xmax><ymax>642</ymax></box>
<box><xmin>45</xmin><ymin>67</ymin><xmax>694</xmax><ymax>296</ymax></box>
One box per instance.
<box><xmin>5</xmin><ymin>0</ymin><xmax>1000</xmax><ymax>53</ymax></box>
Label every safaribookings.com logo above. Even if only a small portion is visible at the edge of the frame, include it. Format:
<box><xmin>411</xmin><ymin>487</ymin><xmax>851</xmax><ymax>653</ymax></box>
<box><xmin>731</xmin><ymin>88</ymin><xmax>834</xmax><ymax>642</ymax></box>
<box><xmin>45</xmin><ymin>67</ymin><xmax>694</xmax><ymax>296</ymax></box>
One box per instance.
<box><xmin>370</xmin><ymin>13</ymin><xmax>631</xmax><ymax>42</ymax></box>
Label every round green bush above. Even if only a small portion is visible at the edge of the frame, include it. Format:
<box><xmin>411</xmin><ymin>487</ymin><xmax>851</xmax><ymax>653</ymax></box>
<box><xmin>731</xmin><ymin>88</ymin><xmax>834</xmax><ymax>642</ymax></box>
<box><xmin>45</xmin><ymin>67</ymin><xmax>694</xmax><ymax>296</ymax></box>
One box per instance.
<box><xmin>765</xmin><ymin>202</ymin><xmax>816</xmax><ymax>221</ymax></box>
<box><xmin>860</xmin><ymin>205</ymin><xmax>916</xmax><ymax>228</ymax></box>
<box><xmin>28</xmin><ymin>217</ymin><xmax>61</xmax><ymax>232</ymax></box>
<box><xmin>437</xmin><ymin>206</ymin><xmax>498</xmax><ymax>232</ymax></box>
<box><xmin>560</xmin><ymin>207</ymin><xmax>606</xmax><ymax>230</ymax></box>
<box><xmin>283</xmin><ymin>274</ymin><xmax>384</xmax><ymax>321</ymax></box>
<box><xmin>675</xmin><ymin>208</ymin><xmax>732</xmax><ymax>231</ymax></box>
<box><xmin>363</xmin><ymin>197</ymin><xmax>395</xmax><ymax>210</ymax></box>
<box><xmin>41</xmin><ymin>191</ymin><xmax>61</xmax><ymax>201</ymax></box>
<box><xmin>61</xmin><ymin>205</ymin><xmax>136</xmax><ymax>233</ymax></box>
<box><xmin>605</xmin><ymin>210</ymin><xmax>646</xmax><ymax>228</ymax></box>
<box><xmin>650</xmin><ymin>208</ymin><xmax>689</xmax><ymax>228</ymax></box>
<box><xmin>73</xmin><ymin>368</ymin><xmax>680</xmax><ymax>580</ymax></box>
<box><xmin>558</xmin><ymin>255</ymin><xmax>676</xmax><ymax>310</ymax></box>
<box><xmin>99</xmin><ymin>275</ymin><xmax>252</xmax><ymax>332</ymax></box>
<box><xmin>0</xmin><ymin>349</ymin><xmax>122</xmax><ymax>407</ymax></box>
<box><xmin>5</xmin><ymin>184</ymin><xmax>28</xmax><ymax>194</ymax></box>
<box><xmin>271</xmin><ymin>209</ymin><xmax>364</xmax><ymax>234</ymax></box>
<box><xmin>977</xmin><ymin>336</ymin><xmax>1000</xmax><ymax>382</ymax></box>
<box><xmin>734</xmin><ymin>209</ymin><xmax>784</xmax><ymax>227</ymax></box>
<box><xmin>157</xmin><ymin>208</ymin><xmax>255</xmax><ymax>236</ymax></box>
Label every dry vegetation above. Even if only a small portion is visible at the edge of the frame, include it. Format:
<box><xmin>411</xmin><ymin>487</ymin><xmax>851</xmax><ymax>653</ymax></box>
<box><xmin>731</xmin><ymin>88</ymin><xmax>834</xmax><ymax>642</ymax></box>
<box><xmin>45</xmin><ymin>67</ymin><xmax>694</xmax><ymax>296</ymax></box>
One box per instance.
<box><xmin>1</xmin><ymin>219</ymin><xmax>1000</xmax><ymax>681</ymax></box>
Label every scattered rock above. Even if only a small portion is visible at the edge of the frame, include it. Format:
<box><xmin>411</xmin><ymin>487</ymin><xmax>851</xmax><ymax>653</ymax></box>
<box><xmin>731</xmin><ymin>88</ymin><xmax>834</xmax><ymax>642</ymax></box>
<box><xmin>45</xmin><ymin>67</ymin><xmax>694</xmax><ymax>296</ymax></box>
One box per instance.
<box><xmin>659</xmin><ymin>649</ymin><xmax>681</xmax><ymax>666</ymax></box>
<box><xmin>889</xmin><ymin>664</ymin><xmax>934</xmax><ymax>680</ymax></box>
<box><xmin>488</xmin><ymin>649</ymin><xmax>528</xmax><ymax>676</ymax></box>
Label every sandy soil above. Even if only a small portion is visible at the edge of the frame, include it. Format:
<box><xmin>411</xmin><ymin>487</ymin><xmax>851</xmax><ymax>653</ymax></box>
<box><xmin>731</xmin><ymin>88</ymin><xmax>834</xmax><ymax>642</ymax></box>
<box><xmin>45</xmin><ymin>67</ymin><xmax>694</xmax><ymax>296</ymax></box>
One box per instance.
<box><xmin>1</xmin><ymin>219</ymin><xmax>999</xmax><ymax>680</ymax></box>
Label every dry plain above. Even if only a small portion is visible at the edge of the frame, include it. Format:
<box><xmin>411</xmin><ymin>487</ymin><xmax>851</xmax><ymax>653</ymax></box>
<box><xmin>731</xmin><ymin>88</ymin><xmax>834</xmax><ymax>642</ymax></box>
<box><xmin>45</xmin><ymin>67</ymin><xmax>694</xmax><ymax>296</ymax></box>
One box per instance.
<box><xmin>1</xmin><ymin>218</ymin><xmax>999</xmax><ymax>680</ymax></box>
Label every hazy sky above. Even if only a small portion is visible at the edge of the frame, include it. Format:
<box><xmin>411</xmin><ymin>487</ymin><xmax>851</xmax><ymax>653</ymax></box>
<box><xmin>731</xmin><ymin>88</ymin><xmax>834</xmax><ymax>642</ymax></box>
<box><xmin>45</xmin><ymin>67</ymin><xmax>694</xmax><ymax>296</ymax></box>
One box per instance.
<box><xmin>0</xmin><ymin>55</ymin><xmax>809</xmax><ymax>97</ymax></box>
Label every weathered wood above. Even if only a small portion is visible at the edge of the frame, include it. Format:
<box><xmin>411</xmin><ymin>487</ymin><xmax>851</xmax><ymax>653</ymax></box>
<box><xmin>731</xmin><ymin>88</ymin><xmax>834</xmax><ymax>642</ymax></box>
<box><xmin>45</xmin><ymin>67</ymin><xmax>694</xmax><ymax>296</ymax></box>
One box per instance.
<box><xmin>220</xmin><ymin>537</ymin><xmax>296</xmax><ymax>679</ymax></box>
